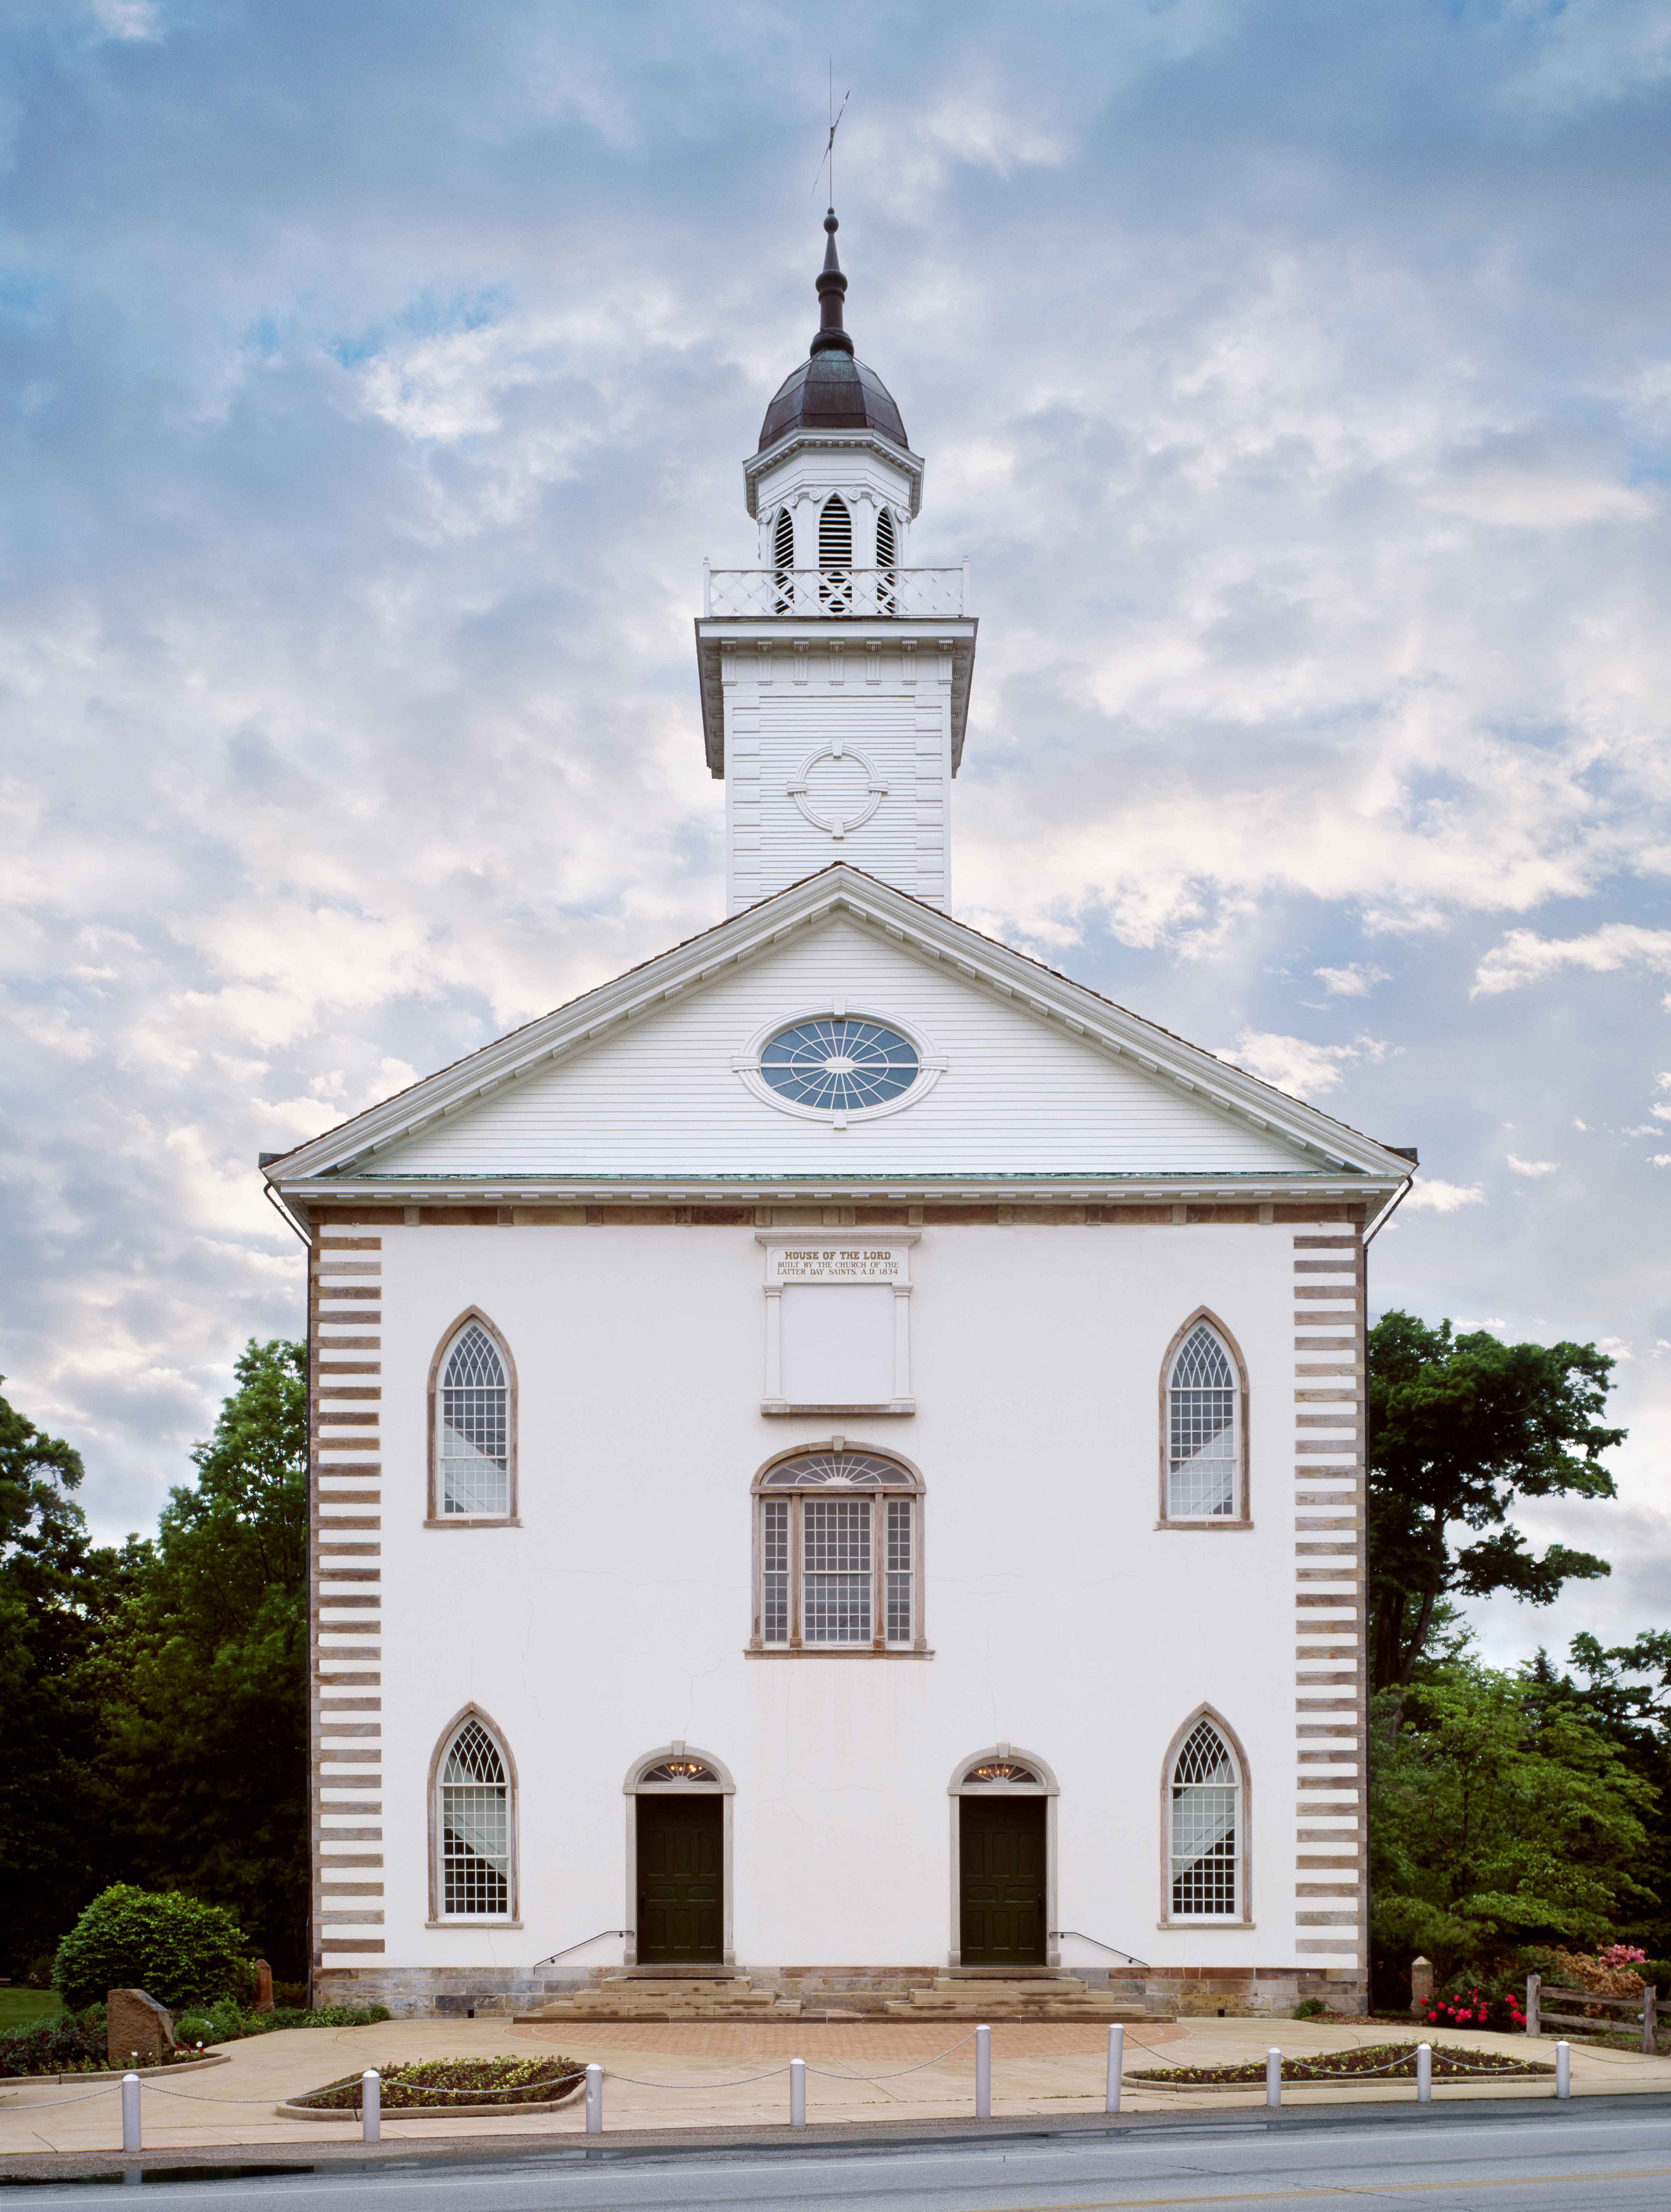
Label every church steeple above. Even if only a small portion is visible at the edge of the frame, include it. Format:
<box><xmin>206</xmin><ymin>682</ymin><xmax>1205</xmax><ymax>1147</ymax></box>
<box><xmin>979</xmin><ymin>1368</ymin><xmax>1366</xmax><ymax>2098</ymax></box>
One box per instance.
<box><xmin>810</xmin><ymin>210</ymin><xmax>853</xmax><ymax>357</ymax></box>
<box><xmin>695</xmin><ymin>215</ymin><xmax>978</xmax><ymax>913</ymax></box>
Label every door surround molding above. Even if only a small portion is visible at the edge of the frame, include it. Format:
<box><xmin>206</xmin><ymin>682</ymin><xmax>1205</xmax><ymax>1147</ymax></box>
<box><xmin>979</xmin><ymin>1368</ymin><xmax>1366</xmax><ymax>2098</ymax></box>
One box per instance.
<box><xmin>947</xmin><ymin>1743</ymin><xmax>1059</xmax><ymax>1969</ymax></box>
<box><xmin>623</xmin><ymin>1742</ymin><xmax>735</xmax><ymax>1968</ymax></box>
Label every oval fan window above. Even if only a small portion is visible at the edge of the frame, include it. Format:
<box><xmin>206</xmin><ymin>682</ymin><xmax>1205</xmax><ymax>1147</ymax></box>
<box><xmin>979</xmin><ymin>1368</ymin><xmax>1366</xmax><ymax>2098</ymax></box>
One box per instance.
<box><xmin>759</xmin><ymin>1017</ymin><xmax>920</xmax><ymax>1113</ymax></box>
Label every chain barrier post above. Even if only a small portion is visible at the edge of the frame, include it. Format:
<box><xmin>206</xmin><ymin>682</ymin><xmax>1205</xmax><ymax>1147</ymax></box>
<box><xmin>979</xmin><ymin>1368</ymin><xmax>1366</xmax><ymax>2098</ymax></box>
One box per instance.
<box><xmin>1556</xmin><ymin>2041</ymin><xmax>1570</xmax><ymax>2099</ymax></box>
<box><xmin>585</xmin><ymin>2062</ymin><xmax>603</xmax><ymax>2133</ymax></box>
<box><xmin>1416</xmin><ymin>2043</ymin><xmax>1432</xmax><ymax>2103</ymax></box>
<box><xmin>790</xmin><ymin>2056</ymin><xmax>806</xmax><ymax>2126</ymax></box>
<box><xmin>1265</xmin><ymin>2049</ymin><xmax>1281</xmax><ymax>2108</ymax></box>
<box><xmin>121</xmin><ymin>2072</ymin><xmax>141</xmax><ymax>2153</ymax></box>
<box><xmin>975</xmin><ymin>2024</ymin><xmax>991</xmax><ymax>2119</ymax></box>
<box><xmin>1106</xmin><ymin>2024</ymin><xmax>1123</xmax><ymax>2114</ymax></box>
<box><xmin>360</xmin><ymin>2070</ymin><xmax>379</xmax><ymax>2143</ymax></box>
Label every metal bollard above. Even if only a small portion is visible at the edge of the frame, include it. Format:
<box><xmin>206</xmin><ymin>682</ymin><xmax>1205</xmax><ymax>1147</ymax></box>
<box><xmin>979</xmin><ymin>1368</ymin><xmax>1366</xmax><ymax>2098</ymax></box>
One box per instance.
<box><xmin>976</xmin><ymin>2024</ymin><xmax>992</xmax><ymax>2119</ymax></box>
<box><xmin>790</xmin><ymin>2056</ymin><xmax>806</xmax><ymax>2126</ymax></box>
<box><xmin>121</xmin><ymin>2072</ymin><xmax>141</xmax><ymax>2153</ymax></box>
<box><xmin>361</xmin><ymin>2069</ymin><xmax>379</xmax><ymax>2144</ymax></box>
<box><xmin>1416</xmin><ymin>2043</ymin><xmax>1432</xmax><ymax>2103</ymax></box>
<box><xmin>1106</xmin><ymin>2024</ymin><xmax>1124</xmax><ymax>2115</ymax></box>
<box><xmin>1556</xmin><ymin>2041</ymin><xmax>1571</xmax><ymax>2099</ymax></box>
<box><xmin>585</xmin><ymin>2062</ymin><xmax>603</xmax><ymax>2134</ymax></box>
<box><xmin>1266</xmin><ymin>2049</ymin><xmax>1282</xmax><ymax>2109</ymax></box>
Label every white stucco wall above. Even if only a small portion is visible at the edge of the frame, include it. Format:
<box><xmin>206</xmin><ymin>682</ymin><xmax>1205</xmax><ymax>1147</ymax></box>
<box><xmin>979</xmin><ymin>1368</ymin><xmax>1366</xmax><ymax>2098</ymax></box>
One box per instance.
<box><xmin>367</xmin><ymin>1217</ymin><xmax>1306</xmax><ymax>1976</ymax></box>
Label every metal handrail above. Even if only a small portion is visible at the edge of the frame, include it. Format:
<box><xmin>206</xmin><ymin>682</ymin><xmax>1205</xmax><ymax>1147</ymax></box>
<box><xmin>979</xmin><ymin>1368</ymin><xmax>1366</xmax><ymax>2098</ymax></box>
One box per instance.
<box><xmin>1050</xmin><ymin>1928</ymin><xmax>1151</xmax><ymax>1969</ymax></box>
<box><xmin>531</xmin><ymin>1929</ymin><xmax>632</xmax><ymax>1968</ymax></box>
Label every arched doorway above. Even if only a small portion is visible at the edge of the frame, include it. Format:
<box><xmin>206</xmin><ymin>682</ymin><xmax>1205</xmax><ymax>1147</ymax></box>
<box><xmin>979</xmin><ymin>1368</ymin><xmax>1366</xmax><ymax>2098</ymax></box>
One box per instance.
<box><xmin>949</xmin><ymin>1746</ymin><xmax>1058</xmax><ymax>1969</ymax></box>
<box><xmin>624</xmin><ymin>1745</ymin><xmax>734</xmax><ymax>1967</ymax></box>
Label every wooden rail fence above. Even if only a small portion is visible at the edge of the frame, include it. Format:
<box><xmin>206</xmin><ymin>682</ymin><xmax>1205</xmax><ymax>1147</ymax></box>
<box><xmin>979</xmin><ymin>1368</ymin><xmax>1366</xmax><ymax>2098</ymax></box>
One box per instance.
<box><xmin>1526</xmin><ymin>1973</ymin><xmax>1658</xmax><ymax>2054</ymax></box>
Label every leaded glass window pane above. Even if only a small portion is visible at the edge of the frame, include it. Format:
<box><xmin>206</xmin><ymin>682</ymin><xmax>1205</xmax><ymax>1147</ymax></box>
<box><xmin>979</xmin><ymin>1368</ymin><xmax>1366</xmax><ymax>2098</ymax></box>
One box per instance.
<box><xmin>440</xmin><ymin>1322</ymin><xmax>509</xmax><ymax>1515</ymax></box>
<box><xmin>758</xmin><ymin>1019</ymin><xmax>919</xmax><ymax>1113</ymax></box>
<box><xmin>441</xmin><ymin>1719</ymin><xmax>510</xmax><ymax>1916</ymax></box>
<box><xmin>802</xmin><ymin>1497</ymin><xmax>871</xmax><ymax>1643</ymax></box>
<box><xmin>886</xmin><ymin>1497</ymin><xmax>913</xmax><ymax>1644</ymax></box>
<box><xmin>1167</xmin><ymin>1322</ymin><xmax>1237</xmax><ymax>1518</ymax></box>
<box><xmin>761</xmin><ymin>1497</ymin><xmax>790</xmax><ymax>1644</ymax></box>
<box><xmin>1170</xmin><ymin>1720</ymin><xmax>1237</xmax><ymax>1917</ymax></box>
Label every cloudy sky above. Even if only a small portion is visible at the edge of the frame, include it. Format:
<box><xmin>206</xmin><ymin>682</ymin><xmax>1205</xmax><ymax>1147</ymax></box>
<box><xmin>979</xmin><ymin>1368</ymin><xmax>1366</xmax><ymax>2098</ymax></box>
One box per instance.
<box><xmin>4</xmin><ymin>0</ymin><xmax>1670</xmax><ymax>1667</ymax></box>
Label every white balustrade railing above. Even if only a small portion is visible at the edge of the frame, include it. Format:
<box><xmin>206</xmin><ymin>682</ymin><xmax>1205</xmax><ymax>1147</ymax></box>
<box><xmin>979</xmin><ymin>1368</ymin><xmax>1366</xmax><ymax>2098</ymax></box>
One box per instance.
<box><xmin>704</xmin><ymin>565</ymin><xmax>968</xmax><ymax>619</ymax></box>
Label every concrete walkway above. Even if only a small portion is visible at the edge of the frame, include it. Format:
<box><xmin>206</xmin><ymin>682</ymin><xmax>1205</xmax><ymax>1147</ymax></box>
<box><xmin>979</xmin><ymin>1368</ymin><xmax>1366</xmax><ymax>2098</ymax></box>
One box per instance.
<box><xmin>4</xmin><ymin>2016</ymin><xmax>1670</xmax><ymax>2157</ymax></box>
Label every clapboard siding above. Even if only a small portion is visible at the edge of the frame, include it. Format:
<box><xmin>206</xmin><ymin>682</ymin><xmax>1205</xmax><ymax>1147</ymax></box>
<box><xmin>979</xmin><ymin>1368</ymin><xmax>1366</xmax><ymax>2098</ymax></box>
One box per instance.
<box><xmin>371</xmin><ymin>917</ymin><xmax>1313</xmax><ymax>1176</ymax></box>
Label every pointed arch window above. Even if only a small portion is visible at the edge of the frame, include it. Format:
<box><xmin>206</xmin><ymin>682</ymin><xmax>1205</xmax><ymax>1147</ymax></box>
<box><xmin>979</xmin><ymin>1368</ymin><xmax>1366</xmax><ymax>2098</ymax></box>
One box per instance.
<box><xmin>431</xmin><ymin>1713</ymin><xmax>517</xmax><ymax>1922</ymax></box>
<box><xmin>772</xmin><ymin>506</ymin><xmax>795</xmax><ymax>612</ymax></box>
<box><xmin>818</xmin><ymin>495</ymin><xmax>853</xmax><ymax>611</ymax></box>
<box><xmin>429</xmin><ymin>1315</ymin><xmax>517</xmax><ymax>1522</ymax></box>
<box><xmin>1168</xmin><ymin>1718</ymin><xmax>1241</xmax><ymax>1918</ymax></box>
<box><xmin>875</xmin><ymin>506</ymin><xmax>897</xmax><ymax>613</ymax></box>
<box><xmin>1163</xmin><ymin>1317</ymin><xmax>1245</xmax><ymax>1522</ymax></box>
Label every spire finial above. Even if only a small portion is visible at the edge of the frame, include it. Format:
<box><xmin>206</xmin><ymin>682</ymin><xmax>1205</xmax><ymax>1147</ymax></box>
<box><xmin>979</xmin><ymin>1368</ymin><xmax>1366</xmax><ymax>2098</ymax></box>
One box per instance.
<box><xmin>810</xmin><ymin>207</ymin><xmax>853</xmax><ymax>358</ymax></box>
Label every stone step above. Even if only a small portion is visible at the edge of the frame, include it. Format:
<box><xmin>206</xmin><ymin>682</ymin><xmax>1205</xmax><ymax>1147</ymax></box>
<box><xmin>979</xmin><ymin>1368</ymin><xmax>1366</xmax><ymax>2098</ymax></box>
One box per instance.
<box><xmin>931</xmin><ymin>1978</ymin><xmax>1088</xmax><ymax>1996</ymax></box>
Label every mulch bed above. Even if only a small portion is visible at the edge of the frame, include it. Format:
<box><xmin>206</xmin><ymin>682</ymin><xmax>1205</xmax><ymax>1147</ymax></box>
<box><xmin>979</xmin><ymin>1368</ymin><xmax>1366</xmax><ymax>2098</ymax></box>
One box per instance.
<box><xmin>1132</xmin><ymin>2041</ymin><xmax>1555</xmax><ymax>2085</ymax></box>
<box><xmin>290</xmin><ymin>2056</ymin><xmax>584</xmax><ymax>2112</ymax></box>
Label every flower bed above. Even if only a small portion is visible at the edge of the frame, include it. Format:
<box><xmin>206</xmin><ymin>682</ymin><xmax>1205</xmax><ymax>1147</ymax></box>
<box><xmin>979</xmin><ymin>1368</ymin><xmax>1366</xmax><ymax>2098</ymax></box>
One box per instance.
<box><xmin>290</xmin><ymin>2056</ymin><xmax>585</xmax><ymax>2113</ymax></box>
<box><xmin>1131</xmin><ymin>2042</ymin><xmax>1555</xmax><ymax>2086</ymax></box>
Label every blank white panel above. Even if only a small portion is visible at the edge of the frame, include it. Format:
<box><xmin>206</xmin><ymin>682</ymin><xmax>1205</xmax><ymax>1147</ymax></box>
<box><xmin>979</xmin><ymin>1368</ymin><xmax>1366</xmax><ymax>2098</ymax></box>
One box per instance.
<box><xmin>780</xmin><ymin>1285</ymin><xmax>895</xmax><ymax>1404</ymax></box>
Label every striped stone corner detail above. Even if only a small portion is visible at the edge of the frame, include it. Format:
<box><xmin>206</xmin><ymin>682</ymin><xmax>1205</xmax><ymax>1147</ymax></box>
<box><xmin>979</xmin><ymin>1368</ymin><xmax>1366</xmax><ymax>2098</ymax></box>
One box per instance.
<box><xmin>311</xmin><ymin>1233</ymin><xmax>385</xmax><ymax>1967</ymax></box>
<box><xmin>1292</xmin><ymin>1227</ymin><xmax>1366</xmax><ymax>1981</ymax></box>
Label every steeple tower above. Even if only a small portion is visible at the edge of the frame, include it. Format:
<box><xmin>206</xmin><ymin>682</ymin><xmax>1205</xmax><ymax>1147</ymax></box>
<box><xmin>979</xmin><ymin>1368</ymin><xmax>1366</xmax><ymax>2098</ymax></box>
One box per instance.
<box><xmin>695</xmin><ymin>215</ymin><xmax>978</xmax><ymax>914</ymax></box>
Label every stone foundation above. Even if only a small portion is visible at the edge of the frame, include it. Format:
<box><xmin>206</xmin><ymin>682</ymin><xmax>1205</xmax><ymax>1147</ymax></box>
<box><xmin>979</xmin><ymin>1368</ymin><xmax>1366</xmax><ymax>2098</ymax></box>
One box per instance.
<box><xmin>315</xmin><ymin>1962</ymin><xmax>1366</xmax><ymax>2020</ymax></box>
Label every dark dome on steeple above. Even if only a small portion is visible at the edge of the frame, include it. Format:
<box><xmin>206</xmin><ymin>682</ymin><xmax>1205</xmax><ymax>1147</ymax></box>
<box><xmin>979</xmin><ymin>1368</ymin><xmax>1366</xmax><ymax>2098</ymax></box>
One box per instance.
<box><xmin>757</xmin><ymin>212</ymin><xmax>909</xmax><ymax>454</ymax></box>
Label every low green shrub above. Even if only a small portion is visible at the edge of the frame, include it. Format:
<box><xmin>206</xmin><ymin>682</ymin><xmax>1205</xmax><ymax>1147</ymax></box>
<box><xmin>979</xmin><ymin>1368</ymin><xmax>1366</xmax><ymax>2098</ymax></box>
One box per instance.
<box><xmin>1425</xmin><ymin>1972</ymin><xmax>1525</xmax><ymax>2033</ymax></box>
<box><xmin>0</xmin><ymin>2015</ymin><xmax>108</xmax><ymax>2078</ymax></box>
<box><xmin>53</xmin><ymin>1887</ymin><xmax>253</xmax><ymax>2015</ymax></box>
<box><xmin>1292</xmin><ymin>1997</ymin><xmax>1328</xmax><ymax>2019</ymax></box>
<box><xmin>173</xmin><ymin>2002</ymin><xmax>391</xmax><ymax>2047</ymax></box>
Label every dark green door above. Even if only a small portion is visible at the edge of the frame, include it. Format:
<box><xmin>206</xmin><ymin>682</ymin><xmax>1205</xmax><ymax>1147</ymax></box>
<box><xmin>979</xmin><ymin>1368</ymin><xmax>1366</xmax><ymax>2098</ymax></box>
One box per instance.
<box><xmin>636</xmin><ymin>1793</ymin><xmax>723</xmax><ymax>1965</ymax></box>
<box><xmin>959</xmin><ymin>1795</ymin><xmax>1046</xmax><ymax>1967</ymax></box>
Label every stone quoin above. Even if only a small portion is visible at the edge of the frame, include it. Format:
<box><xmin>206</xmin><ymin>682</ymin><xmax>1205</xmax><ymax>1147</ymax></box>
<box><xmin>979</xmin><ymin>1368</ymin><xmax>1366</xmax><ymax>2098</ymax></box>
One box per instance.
<box><xmin>263</xmin><ymin>211</ymin><xmax>1415</xmax><ymax>2021</ymax></box>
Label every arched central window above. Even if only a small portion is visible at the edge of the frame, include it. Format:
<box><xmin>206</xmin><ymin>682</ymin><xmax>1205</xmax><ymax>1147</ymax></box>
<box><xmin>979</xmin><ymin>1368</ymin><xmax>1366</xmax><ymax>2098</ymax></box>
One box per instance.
<box><xmin>818</xmin><ymin>495</ymin><xmax>853</xmax><ymax>612</ymax></box>
<box><xmin>434</xmin><ymin>1318</ymin><xmax>512</xmax><ymax>1518</ymax></box>
<box><xmin>437</xmin><ymin>1714</ymin><xmax>513</xmax><ymax>1919</ymax></box>
<box><xmin>752</xmin><ymin>1448</ymin><xmax>924</xmax><ymax>1653</ymax></box>
<box><xmin>1169</xmin><ymin>1717</ymin><xmax>1241</xmax><ymax>1918</ymax></box>
<box><xmin>1166</xmin><ymin>1319</ymin><xmax>1239</xmax><ymax>1519</ymax></box>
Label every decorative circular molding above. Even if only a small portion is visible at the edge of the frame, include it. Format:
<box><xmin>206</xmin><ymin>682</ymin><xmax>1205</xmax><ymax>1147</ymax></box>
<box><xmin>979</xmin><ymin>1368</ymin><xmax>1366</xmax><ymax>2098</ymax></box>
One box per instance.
<box><xmin>734</xmin><ymin>1004</ymin><xmax>945</xmax><ymax>1126</ymax></box>
<box><xmin>786</xmin><ymin>742</ymin><xmax>888</xmax><ymax>840</ymax></box>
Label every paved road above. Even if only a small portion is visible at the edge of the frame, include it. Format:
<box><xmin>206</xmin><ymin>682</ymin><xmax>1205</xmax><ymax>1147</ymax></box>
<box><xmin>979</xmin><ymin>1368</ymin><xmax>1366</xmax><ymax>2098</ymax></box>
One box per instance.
<box><xmin>20</xmin><ymin>2107</ymin><xmax>1671</xmax><ymax>2211</ymax></box>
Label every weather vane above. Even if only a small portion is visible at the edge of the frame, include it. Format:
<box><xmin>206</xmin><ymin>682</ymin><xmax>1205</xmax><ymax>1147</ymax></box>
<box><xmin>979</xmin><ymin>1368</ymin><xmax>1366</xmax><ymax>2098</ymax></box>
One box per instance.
<box><xmin>815</xmin><ymin>63</ymin><xmax>850</xmax><ymax>200</ymax></box>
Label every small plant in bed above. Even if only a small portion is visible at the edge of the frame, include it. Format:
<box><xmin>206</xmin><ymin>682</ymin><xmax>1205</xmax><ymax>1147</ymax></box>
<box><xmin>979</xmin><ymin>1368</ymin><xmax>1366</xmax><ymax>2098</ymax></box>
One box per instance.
<box><xmin>297</xmin><ymin>2057</ymin><xmax>585</xmax><ymax>2111</ymax></box>
<box><xmin>1132</xmin><ymin>2042</ymin><xmax>1555</xmax><ymax>2085</ymax></box>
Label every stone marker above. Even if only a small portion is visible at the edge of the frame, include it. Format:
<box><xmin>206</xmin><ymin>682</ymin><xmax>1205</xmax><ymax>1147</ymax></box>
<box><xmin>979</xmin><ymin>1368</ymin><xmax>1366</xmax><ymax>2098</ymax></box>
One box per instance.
<box><xmin>107</xmin><ymin>1988</ymin><xmax>173</xmax><ymax>2068</ymax></box>
<box><xmin>1410</xmin><ymin>1957</ymin><xmax>1433</xmax><ymax>2017</ymax></box>
<box><xmin>253</xmin><ymin>1959</ymin><xmax>274</xmax><ymax>2013</ymax></box>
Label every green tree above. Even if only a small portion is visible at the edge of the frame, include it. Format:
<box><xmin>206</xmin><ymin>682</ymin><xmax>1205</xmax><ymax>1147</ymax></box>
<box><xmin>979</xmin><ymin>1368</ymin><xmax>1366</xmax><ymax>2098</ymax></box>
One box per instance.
<box><xmin>1369</xmin><ymin>1662</ymin><xmax>1655</xmax><ymax>1975</ymax></box>
<box><xmin>53</xmin><ymin>1883</ymin><xmax>254</xmax><ymax>2014</ymax></box>
<box><xmin>0</xmin><ymin>1382</ymin><xmax>146</xmax><ymax>1973</ymax></box>
<box><xmin>1367</xmin><ymin>1313</ymin><xmax>1623</xmax><ymax>1692</ymax></box>
<box><xmin>101</xmin><ymin>1341</ymin><xmax>309</xmax><ymax>1973</ymax></box>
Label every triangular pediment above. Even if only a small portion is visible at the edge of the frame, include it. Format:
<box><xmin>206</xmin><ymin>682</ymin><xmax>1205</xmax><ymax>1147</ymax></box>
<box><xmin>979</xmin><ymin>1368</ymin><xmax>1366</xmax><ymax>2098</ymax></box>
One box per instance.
<box><xmin>266</xmin><ymin>869</ymin><xmax>1412</xmax><ymax>1194</ymax></box>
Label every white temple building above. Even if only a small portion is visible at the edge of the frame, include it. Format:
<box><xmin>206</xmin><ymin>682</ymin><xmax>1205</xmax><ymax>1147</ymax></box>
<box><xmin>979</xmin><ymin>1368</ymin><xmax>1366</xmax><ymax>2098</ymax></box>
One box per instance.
<box><xmin>264</xmin><ymin>214</ymin><xmax>1416</xmax><ymax>2022</ymax></box>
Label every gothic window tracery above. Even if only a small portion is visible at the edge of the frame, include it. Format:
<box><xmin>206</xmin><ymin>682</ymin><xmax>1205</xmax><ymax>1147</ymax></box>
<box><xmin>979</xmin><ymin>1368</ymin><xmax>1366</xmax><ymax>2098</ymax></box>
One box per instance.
<box><xmin>435</xmin><ymin>1319</ymin><xmax>512</xmax><ymax>1517</ymax></box>
<box><xmin>1168</xmin><ymin>1718</ymin><xmax>1241</xmax><ymax>1918</ymax></box>
<box><xmin>1165</xmin><ymin>1319</ymin><xmax>1241</xmax><ymax>1520</ymax></box>
<box><xmin>437</xmin><ymin>1715</ymin><xmax>514</xmax><ymax>1919</ymax></box>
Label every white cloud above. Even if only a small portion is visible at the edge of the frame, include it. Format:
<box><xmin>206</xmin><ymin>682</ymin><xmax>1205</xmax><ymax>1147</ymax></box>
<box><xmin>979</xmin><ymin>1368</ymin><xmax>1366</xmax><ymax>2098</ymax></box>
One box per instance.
<box><xmin>1422</xmin><ymin>466</ymin><xmax>1652</xmax><ymax>528</ymax></box>
<box><xmin>1314</xmin><ymin>963</ymin><xmax>1390</xmax><ymax>998</ymax></box>
<box><xmin>1473</xmin><ymin>926</ymin><xmax>1671</xmax><ymax>997</ymax></box>
<box><xmin>1214</xmin><ymin>1030</ymin><xmax>1390</xmax><ymax>1099</ymax></box>
<box><xmin>1403</xmin><ymin>1180</ymin><xmax>1488</xmax><ymax>1213</ymax></box>
<box><xmin>1506</xmin><ymin>1154</ymin><xmax>1559</xmax><ymax>1177</ymax></box>
<box><xmin>1653</xmin><ymin>1155</ymin><xmax>1671</xmax><ymax>1168</ymax></box>
<box><xmin>1574</xmin><ymin>1117</ymin><xmax>1590</xmax><ymax>1131</ymax></box>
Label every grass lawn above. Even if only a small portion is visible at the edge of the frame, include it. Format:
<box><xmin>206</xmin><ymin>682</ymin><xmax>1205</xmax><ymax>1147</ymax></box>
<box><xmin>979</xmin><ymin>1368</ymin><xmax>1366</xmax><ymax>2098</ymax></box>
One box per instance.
<box><xmin>0</xmin><ymin>1987</ymin><xmax>65</xmax><ymax>2031</ymax></box>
